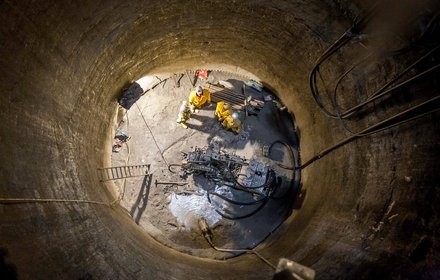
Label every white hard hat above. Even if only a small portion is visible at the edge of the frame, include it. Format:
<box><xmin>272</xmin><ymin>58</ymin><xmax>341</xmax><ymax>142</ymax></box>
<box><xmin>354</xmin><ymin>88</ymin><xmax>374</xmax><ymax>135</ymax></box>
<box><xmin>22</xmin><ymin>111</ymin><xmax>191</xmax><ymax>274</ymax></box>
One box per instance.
<box><xmin>231</xmin><ymin>111</ymin><xmax>240</xmax><ymax>120</ymax></box>
<box><xmin>196</xmin><ymin>86</ymin><xmax>203</xmax><ymax>95</ymax></box>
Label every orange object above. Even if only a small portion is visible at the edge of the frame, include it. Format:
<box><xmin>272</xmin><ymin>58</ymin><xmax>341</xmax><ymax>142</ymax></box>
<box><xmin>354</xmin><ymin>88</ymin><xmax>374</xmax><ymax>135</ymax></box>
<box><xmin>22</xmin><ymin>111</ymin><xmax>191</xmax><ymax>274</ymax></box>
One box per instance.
<box><xmin>196</xmin><ymin>70</ymin><xmax>209</xmax><ymax>80</ymax></box>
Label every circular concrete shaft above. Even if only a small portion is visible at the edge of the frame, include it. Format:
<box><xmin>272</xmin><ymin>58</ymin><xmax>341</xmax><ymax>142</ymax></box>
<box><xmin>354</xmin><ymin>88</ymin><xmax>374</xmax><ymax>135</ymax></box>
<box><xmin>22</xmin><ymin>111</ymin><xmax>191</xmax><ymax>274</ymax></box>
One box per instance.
<box><xmin>0</xmin><ymin>0</ymin><xmax>439</xmax><ymax>279</ymax></box>
<box><xmin>110</xmin><ymin>71</ymin><xmax>300</xmax><ymax>259</ymax></box>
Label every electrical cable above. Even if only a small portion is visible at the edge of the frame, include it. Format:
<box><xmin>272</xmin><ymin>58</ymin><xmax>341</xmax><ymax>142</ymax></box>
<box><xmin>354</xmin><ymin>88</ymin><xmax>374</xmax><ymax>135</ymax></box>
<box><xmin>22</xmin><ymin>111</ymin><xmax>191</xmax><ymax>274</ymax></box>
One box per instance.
<box><xmin>366</xmin><ymin>44</ymin><xmax>440</xmax><ymax>99</ymax></box>
<box><xmin>312</xmin><ymin>41</ymin><xmax>440</xmax><ymax>120</ymax></box>
<box><xmin>307</xmin><ymin>15</ymin><xmax>440</xmax><ymax>168</ymax></box>
<box><xmin>301</xmin><ymin>95</ymin><xmax>440</xmax><ymax>169</ymax></box>
<box><xmin>269</xmin><ymin>174</ymin><xmax>290</xmax><ymax>201</ymax></box>
<box><xmin>214</xmin><ymin>197</ymin><xmax>270</xmax><ymax>220</ymax></box>
<box><xmin>208</xmin><ymin>170</ymin><xmax>281</xmax><ymax>220</ymax></box>
<box><xmin>135</xmin><ymin>102</ymin><xmax>169</xmax><ymax>167</ymax></box>
<box><xmin>267</xmin><ymin>141</ymin><xmax>297</xmax><ymax>200</ymax></box>
<box><xmin>119</xmin><ymin>111</ymin><xmax>131</xmax><ymax>202</ymax></box>
<box><xmin>140</xmin><ymin>78</ymin><xmax>169</xmax><ymax>97</ymax></box>
<box><xmin>309</xmin><ymin>21</ymin><xmax>359</xmax><ymax>118</ymax></box>
<box><xmin>339</xmin><ymin>62</ymin><xmax>440</xmax><ymax>118</ymax></box>
<box><xmin>309</xmin><ymin>5</ymin><xmax>440</xmax><ymax>121</ymax></box>
<box><xmin>1</xmin><ymin>111</ymin><xmax>133</xmax><ymax>208</ymax></box>
<box><xmin>207</xmin><ymin>191</ymin><xmax>267</xmax><ymax>206</ymax></box>
<box><xmin>268</xmin><ymin>140</ymin><xmax>296</xmax><ymax>170</ymax></box>
<box><xmin>210</xmin><ymin>245</ymin><xmax>276</xmax><ymax>270</ymax></box>
<box><xmin>108</xmin><ymin>111</ymin><xmax>132</xmax><ymax>206</ymax></box>
<box><xmin>206</xmin><ymin>140</ymin><xmax>298</xmax><ymax>219</ymax></box>
<box><xmin>355</xmin><ymin>106</ymin><xmax>440</xmax><ymax>137</ymax></box>
<box><xmin>234</xmin><ymin>171</ymin><xmax>276</xmax><ymax>189</ymax></box>
<box><xmin>0</xmin><ymin>197</ymin><xmax>111</xmax><ymax>206</ymax></box>
<box><xmin>208</xmin><ymin>173</ymin><xmax>273</xmax><ymax>220</ymax></box>
<box><xmin>198</xmin><ymin>218</ymin><xmax>276</xmax><ymax>270</ymax></box>
<box><xmin>415</xmin><ymin>10</ymin><xmax>440</xmax><ymax>46</ymax></box>
<box><xmin>227</xmin><ymin>183</ymin><xmax>268</xmax><ymax>196</ymax></box>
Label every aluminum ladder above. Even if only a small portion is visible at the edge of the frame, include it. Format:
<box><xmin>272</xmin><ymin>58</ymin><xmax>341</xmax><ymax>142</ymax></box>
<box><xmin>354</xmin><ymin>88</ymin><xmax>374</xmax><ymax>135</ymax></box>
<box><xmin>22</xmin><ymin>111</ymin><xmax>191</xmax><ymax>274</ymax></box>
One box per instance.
<box><xmin>98</xmin><ymin>164</ymin><xmax>150</xmax><ymax>182</ymax></box>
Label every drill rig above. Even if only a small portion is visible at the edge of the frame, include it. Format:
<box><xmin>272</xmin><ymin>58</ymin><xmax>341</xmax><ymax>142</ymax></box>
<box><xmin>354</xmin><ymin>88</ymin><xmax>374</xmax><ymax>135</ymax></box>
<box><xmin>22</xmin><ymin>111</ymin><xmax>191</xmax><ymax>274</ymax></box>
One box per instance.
<box><xmin>178</xmin><ymin>145</ymin><xmax>283</xmax><ymax>219</ymax></box>
<box><xmin>181</xmin><ymin>145</ymin><xmax>245</xmax><ymax>183</ymax></box>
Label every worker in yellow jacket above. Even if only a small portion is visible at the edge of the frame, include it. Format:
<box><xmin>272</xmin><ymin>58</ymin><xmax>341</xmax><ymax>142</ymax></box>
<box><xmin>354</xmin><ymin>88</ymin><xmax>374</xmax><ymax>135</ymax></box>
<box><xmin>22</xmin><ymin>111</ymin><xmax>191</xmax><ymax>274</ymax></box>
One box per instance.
<box><xmin>215</xmin><ymin>101</ymin><xmax>231</xmax><ymax>122</ymax></box>
<box><xmin>222</xmin><ymin>115</ymin><xmax>241</xmax><ymax>134</ymax></box>
<box><xmin>189</xmin><ymin>86</ymin><xmax>211</xmax><ymax>112</ymax></box>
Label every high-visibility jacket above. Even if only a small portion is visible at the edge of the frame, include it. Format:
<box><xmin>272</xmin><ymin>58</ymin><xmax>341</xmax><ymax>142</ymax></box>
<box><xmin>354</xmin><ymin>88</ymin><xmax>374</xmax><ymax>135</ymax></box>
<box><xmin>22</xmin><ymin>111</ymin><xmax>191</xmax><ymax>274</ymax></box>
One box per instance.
<box><xmin>215</xmin><ymin>101</ymin><xmax>231</xmax><ymax>120</ymax></box>
<box><xmin>222</xmin><ymin>116</ymin><xmax>241</xmax><ymax>133</ymax></box>
<box><xmin>189</xmin><ymin>89</ymin><xmax>211</xmax><ymax>108</ymax></box>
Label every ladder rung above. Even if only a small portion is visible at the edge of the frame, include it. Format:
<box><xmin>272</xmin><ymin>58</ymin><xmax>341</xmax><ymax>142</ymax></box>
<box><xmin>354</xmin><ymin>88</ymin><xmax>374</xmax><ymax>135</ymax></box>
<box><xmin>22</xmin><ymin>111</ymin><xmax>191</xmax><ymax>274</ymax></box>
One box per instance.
<box><xmin>98</xmin><ymin>164</ymin><xmax>151</xmax><ymax>181</ymax></box>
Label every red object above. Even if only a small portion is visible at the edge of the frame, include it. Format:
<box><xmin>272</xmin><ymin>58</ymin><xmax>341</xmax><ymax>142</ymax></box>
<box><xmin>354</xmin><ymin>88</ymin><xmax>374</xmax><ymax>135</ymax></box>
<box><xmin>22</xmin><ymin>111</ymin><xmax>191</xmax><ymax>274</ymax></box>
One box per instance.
<box><xmin>196</xmin><ymin>70</ymin><xmax>209</xmax><ymax>80</ymax></box>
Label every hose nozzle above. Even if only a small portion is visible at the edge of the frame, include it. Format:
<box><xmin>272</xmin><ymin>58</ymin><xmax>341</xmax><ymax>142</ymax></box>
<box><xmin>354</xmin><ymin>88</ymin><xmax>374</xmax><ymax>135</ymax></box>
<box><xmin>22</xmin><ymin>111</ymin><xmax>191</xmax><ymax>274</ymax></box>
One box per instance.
<box><xmin>198</xmin><ymin>218</ymin><xmax>213</xmax><ymax>243</ymax></box>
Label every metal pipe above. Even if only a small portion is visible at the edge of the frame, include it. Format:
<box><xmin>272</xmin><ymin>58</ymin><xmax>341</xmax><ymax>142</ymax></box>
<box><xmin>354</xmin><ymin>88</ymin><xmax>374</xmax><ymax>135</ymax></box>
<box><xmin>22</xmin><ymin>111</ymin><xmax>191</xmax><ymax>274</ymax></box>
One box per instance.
<box><xmin>154</xmin><ymin>179</ymin><xmax>187</xmax><ymax>186</ymax></box>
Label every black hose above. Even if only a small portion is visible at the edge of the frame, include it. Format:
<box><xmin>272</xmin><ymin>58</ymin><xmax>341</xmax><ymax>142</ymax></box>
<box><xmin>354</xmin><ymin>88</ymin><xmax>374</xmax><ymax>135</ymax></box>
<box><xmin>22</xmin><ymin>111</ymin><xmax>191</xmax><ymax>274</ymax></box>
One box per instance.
<box><xmin>340</xmin><ymin>61</ymin><xmax>440</xmax><ymax>119</ymax></box>
<box><xmin>206</xmin><ymin>140</ymin><xmax>299</xmax><ymax>219</ymax></box>
<box><xmin>207</xmin><ymin>176</ymin><xmax>273</xmax><ymax>220</ymax></box>
<box><xmin>309</xmin><ymin>30</ymin><xmax>354</xmax><ymax>118</ymax></box>
<box><xmin>268</xmin><ymin>140</ymin><xmax>296</xmax><ymax>170</ymax></box>
<box><xmin>214</xmin><ymin>197</ymin><xmax>270</xmax><ymax>220</ymax></box>
<box><xmin>234</xmin><ymin>171</ymin><xmax>276</xmax><ymax>190</ymax></box>
<box><xmin>207</xmin><ymin>191</ymin><xmax>267</xmax><ymax>206</ymax></box>
<box><xmin>269</xmin><ymin>176</ymin><xmax>291</xmax><ymax>200</ymax></box>
<box><xmin>228</xmin><ymin>184</ymin><xmax>267</xmax><ymax>196</ymax></box>
<box><xmin>301</xmin><ymin>95</ymin><xmax>440</xmax><ymax>168</ymax></box>
<box><xmin>309</xmin><ymin>2</ymin><xmax>440</xmax><ymax>122</ymax></box>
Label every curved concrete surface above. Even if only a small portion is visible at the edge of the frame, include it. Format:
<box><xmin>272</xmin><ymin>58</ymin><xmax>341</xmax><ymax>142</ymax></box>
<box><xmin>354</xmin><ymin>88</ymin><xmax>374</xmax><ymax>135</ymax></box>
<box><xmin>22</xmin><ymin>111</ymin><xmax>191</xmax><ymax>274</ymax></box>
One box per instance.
<box><xmin>0</xmin><ymin>0</ymin><xmax>439</xmax><ymax>279</ymax></box>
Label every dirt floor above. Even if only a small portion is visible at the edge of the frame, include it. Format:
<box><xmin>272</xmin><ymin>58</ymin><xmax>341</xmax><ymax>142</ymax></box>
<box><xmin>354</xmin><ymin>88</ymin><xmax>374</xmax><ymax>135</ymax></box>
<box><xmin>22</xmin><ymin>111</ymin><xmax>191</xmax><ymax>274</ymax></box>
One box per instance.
<box><xmin>110</xmin><ymin>70</ymin><xmax>300</xmax><ymax>259</ymax></box>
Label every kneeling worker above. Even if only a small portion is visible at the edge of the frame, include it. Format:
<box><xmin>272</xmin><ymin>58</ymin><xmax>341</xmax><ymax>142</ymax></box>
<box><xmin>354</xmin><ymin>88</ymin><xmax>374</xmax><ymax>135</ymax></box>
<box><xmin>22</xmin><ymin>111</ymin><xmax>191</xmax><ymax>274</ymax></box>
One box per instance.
<box><xmin>222</xmin><ymin>113</ymin><xmax>241</xmax><ymax>134</ymax></box>
<box><xmin>215</xmin><ymin>101</ymin><xmax>231</xmax><ymax>122</ymax></box>
<box><xmin>215</xmin><ymin>101</ymin><xmax>241</xmax><ymax>134</ymax></box>
<box><xmin>189</xmin><ymin>86</ymin><xmax>211</xmax><ymax>112</ymax></box>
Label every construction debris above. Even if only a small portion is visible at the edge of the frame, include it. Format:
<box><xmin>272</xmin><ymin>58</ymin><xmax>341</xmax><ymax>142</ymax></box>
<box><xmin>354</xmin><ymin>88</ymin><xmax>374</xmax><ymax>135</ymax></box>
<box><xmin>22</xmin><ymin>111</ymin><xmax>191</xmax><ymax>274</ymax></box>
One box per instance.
<box><xmin>245</xmin><ymin>79</ymin><xmax>263</xmax><ymax>92</ymax></box>
<box><xmin>172</xmin><ymin>73</ymin><xmax>184</xmax><ymax>88</ymax></box>
<box><xmin>196</xmin><ymin>70</ymin><xmax>209</xmax><ymax>80</ymax></box>
<box><xmin>112</xmin><ymin>130</ymin><xmax>131</xmax><ymax>152</ymax></box>
<box><xmin>185</xmin><ymin>70</ymin><xmax>194</xmax><ymax>86</ymax></box>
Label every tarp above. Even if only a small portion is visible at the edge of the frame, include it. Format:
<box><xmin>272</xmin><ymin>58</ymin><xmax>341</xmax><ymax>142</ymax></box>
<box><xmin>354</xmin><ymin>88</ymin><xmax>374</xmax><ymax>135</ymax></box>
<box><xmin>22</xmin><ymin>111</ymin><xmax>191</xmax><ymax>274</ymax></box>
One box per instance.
<box><xmin>118</xmin><ymin>82</ymin><xmax>144</xmax><ymax>109</ymax></box>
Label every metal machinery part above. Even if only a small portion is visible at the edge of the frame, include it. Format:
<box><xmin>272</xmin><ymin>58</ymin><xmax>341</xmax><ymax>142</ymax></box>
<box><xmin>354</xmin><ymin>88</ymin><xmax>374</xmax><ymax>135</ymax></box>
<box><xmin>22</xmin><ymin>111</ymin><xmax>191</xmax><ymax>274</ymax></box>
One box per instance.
<box><xmin>238</xmin><ymin>160</ymin><xmax>270</xmax><ymax>195</ymax></box>
<box><xmin>181</xmin><ymin>145</ymin><xmax>246</xmax><ymax>182</ymax></box>
<box><xmin>181</xmin><ymin>145</ymin><xmax>283</xmax><ymax>220</ymax></box>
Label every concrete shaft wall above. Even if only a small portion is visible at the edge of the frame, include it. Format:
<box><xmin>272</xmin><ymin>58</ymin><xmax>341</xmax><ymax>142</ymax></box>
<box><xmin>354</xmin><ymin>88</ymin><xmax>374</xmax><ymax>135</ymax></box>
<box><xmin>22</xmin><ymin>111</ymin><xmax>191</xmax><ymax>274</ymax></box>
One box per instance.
<box><xmin>0</xmin><ymin>0</ymin><xmax>438</xmax><ymax>279</ymax></box>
